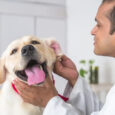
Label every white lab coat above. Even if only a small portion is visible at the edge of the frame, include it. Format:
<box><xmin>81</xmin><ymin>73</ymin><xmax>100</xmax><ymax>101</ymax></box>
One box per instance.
<box><xmin>43</xmin><ymin>77</ymin><xmax>115</xmax><ymax>115</ymax></box>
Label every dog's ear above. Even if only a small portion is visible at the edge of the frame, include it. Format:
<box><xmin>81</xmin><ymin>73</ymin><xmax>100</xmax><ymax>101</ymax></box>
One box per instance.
<box><xmin>0</xmin><ymin>57</ymin><xmax>6</xmax><ymax>84</ymax></box>
<box><xmin>44</xmin><ymin>38</ymin><xmax>63</xmax><ymax>56</ymax></box>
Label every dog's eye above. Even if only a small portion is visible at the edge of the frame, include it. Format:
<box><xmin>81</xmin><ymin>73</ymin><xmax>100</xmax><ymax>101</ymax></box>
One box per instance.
<box><xmin>31</xmin><ymin>41</ymin><xmax>40</xmax><ymax>45</ymax></box>
<box><xmin>10</xmin><ymin>49</ymin><xmax>17</xmax><ymax>55</ymax></box>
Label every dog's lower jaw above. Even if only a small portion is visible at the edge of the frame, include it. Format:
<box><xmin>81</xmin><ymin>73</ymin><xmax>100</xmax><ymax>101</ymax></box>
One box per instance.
<box><xmin>0</xmin><ymin>77</ymin><xmax>44</xmax><ymax>115</ymax></box>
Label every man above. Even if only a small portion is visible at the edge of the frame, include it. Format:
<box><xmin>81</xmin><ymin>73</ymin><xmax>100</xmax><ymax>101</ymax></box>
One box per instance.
<box><xmin>14</xmin><ymin>0</ymin><xmax>115</xmax><ymax>114</ymax></box>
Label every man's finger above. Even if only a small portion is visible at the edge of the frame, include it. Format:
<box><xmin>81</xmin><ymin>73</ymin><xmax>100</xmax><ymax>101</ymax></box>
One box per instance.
<box><xmin>61</xmin><ymin>55</ymin><xmax>69</xmax><ymax>61</ymax></box>
<box><xmin>13</xmin><ymin>79</ymin><xmax>35</xmax><ymax>94</ymax></box>
<box><xmin>54</xmin><ymin>59</ymin><xmax>63</xmax><ymax>71</ymax></box>
<box><xmin>14</xmin><ymin>79</ymin><xmax>28</xmax><ymax>87</ymax></box>
<box><xmin>14</xmin><ymin>78</ymin><xmax>46</xmax><ymax>92</ymax></box>
<box><xmin>43</xmin><ymin>77</ymin><xmax>54</xmax><ymax>88</ymax></box>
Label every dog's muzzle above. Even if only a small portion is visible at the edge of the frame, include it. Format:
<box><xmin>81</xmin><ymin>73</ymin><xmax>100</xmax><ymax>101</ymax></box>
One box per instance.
<box><xmin>15</xmin><ymin>45</ymin><xmax>48</xmax><ymax>85</ymax></box>
<box><xmin>15</xmin><ymin>60</ymin><xmax>48</xmax><ymax>85</ymax></box>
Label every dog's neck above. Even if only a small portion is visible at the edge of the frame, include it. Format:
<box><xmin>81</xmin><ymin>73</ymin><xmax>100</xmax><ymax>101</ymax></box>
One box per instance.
<box><xmin>1</xmin><ymin>78</ymin><xmax>22</xmax><ymax>103</ymax></box>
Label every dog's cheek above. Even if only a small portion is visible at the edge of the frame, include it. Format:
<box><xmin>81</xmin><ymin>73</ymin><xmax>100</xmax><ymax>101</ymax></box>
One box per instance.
<box><xmin>5</xmin><ymin>57</ymin><xmax>17</xmax><ymax>74</ymax></box>
<box><xmin>45</xmin><ymin>48</ymin><xmax>56</xmax><ymax>70</ymax></box>
<box><xmin>35</xmin><ymin>45</ymin><xmax>47</xmax><ymax>63</ymax></box>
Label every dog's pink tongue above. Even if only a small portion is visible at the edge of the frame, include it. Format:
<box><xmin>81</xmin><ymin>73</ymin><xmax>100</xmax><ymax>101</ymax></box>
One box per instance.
<box><xmin>25</xmin><ymin>65</ymin><xmax>45</xmax><ymax>85</ymax></box>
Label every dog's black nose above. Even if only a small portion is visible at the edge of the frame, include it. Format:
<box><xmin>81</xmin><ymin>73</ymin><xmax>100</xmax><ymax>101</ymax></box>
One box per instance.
<box><xmin>21</xmin><ymin>45</ymin><xmax>35</xmax><ymax>56</ymax></box>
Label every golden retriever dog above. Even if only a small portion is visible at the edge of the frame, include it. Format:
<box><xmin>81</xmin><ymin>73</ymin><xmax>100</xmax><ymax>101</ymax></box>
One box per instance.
<box><xmin>0</xmin><ymin>35</ymin><xmax>62</xmax><ymax>115</ymax></box>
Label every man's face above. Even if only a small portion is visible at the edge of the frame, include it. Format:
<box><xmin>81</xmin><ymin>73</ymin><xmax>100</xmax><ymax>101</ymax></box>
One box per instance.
<box><xmin>91</xmin><ymin>2</ymin><xmax>115</xmax><ymax>57</ymax></box>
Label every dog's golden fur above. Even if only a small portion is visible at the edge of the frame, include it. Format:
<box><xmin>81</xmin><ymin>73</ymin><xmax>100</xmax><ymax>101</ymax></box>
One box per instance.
<box><xmin>0</xmin><ymin>35</ymin><xmax>62</xmax><ymax>115</ymax></box>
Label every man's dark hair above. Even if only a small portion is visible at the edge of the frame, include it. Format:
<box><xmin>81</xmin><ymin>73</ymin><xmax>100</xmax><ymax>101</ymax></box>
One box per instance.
<box><xmin>102</xmin><ymin>0</ymin><xmax>115</xmax><ymax>34</ymax></box>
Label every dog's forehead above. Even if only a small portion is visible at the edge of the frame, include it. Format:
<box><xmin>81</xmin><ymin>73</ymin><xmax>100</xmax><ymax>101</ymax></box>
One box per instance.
<box><xmin>9</xmin><ymin>36</ymin><xmax>41</xmax><ymax>48</ymax></box>
<box><xmin>21</xmin><ymin>36</ymin><xmax>41</xmax><ymax>42</ymax></box>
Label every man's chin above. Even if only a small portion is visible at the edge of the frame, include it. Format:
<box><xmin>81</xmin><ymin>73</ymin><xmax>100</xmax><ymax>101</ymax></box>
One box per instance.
<box><xmin>94</xmin><ymin>50</ymin><xmax>107</xmax><ymax>56</ymax></box>
<box><xmin>94</xmin><ymin>50</ymin><xmax>101</xmax><ymax>55</ymax></box>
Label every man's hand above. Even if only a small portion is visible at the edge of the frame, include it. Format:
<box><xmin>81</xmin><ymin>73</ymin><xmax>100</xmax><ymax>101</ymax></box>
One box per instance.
<box><xmin>54</xmin><ymin>55</ymin><xmax>79</xmax><ymax>87</ymax></box>
<box><xmin>14</xmin><ymin>77</ymin><xmax>58</xmax><ymax>107</ymax></box>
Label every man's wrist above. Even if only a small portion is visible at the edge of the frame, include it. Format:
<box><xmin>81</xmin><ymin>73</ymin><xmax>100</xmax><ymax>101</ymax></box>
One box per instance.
<box><xmin>68</xmin><ymin>75</ymin><xmax>78</xmax><ymax>87</ymax></box>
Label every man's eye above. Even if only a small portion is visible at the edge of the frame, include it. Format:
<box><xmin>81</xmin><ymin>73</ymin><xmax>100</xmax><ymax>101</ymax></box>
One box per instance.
<box><xmin>10</xmin><ymin>49</ymin><xmax>17</xmax><ymax>55</ymax></box>
<box><xmin>31</xmin><ymin>40</ymin><xmax>40</xmax><ymax>45</ymax></box>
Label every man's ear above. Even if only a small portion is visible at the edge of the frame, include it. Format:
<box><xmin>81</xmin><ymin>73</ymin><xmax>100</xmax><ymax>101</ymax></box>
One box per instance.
<box><xmin>0</xmin><ymin>57</ymin><xmax>6</xmax><ymax>84</ymax></box>
<box><xmin>44</xmin><ymin>38</ymin><xmax>63</xmax><ymax>56</ymax></box>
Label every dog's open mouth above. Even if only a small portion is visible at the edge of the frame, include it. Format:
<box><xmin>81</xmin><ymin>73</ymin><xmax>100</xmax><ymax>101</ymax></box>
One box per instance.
<box><xmin>15</xmin><ymin>60</ymin><xmax>48</xmax><ymax>85</ymax></box>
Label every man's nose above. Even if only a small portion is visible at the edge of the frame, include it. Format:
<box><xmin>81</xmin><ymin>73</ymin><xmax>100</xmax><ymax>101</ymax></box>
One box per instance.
<box><xmin>91</xmin><ymin>26</ymin><xmax>97</xmax><ymax>35</ymax></box>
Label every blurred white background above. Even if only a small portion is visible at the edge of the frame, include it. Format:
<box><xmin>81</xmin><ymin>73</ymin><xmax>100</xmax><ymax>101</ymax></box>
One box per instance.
<box><xmin>0</xmin><ymin>0</ymin><xmax>114</xmax><ymax>102</ymax></box>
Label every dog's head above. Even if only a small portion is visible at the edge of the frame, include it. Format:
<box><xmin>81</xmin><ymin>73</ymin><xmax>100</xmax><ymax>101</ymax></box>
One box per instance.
<box><xmin>0</xmin><ymin>35</ymin><xmax>63</xmax><ymax>85</ymax></box>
